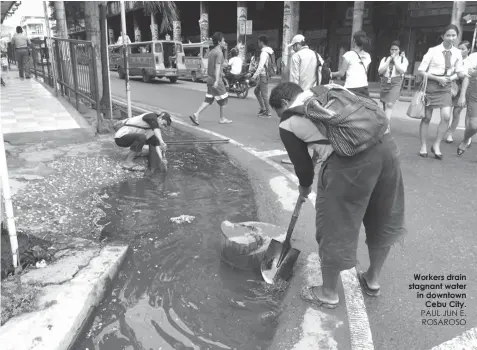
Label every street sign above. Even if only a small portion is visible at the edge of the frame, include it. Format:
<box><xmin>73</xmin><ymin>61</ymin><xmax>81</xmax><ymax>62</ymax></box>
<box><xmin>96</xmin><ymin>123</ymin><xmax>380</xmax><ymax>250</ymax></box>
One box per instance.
<box><xmin>246</xmin><ymin>20</ymin><xmax>253</xmax><ymax>35</ymax></box>
<box><xmin>463</xmin><ymin>14</ymin><xmax>477</xmax><ymax>22</ymax></box>
<box><xmin>239</xmin><ymin>22</ymin><xmax>246</xmax><ymax>35</ymax></box>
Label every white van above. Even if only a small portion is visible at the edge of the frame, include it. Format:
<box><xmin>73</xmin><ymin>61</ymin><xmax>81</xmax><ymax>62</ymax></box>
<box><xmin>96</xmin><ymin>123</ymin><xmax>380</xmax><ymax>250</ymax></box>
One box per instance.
<box><xmin>117</xmin><ymin>40</ymin><xmax>186</xmax><ymax>83</ymax></box>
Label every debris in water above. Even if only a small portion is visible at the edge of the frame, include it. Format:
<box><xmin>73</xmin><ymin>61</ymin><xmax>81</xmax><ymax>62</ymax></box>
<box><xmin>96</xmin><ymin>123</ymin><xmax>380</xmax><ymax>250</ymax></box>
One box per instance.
<box><xmin>170</xmin><ymin>215</ymin><xmax>195</xmax><ymax>224</ymax></box>
<box><xmin>169</xmin><ymin>192</ymin><xmax>179</xmax><ymax>197</ymax></box>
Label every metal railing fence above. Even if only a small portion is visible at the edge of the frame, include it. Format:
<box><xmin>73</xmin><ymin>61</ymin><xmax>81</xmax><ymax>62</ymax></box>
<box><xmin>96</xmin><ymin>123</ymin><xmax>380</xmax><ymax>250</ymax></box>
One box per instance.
<box><xmin>29</xmin><ymin>37</ymin><xmax>101</xmax><ymax>127</ymax></box>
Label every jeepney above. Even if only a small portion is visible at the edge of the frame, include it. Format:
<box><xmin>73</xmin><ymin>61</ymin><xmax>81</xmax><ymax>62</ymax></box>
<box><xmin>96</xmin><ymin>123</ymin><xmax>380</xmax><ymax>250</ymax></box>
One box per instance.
<box><xmin>181</xmin><ymin>41</ymin><xmax>215</xmax><ymax>82</ymax></box>
<box><xmin>108</xmin><ymin>44</ymin><xmax>122</xmax><ymax>71</ymax></box>
<box><xmin>116</xmin><ymin>40</ymin><xmax>186</xmax><ymax>83</ymax></box>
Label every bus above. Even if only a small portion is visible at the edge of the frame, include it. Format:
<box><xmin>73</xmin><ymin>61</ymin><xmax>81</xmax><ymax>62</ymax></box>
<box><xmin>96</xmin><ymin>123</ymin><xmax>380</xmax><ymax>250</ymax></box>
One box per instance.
<box><xmin>116</xmin><ymin>40</ymin><xmax>186</xmax><ymax>83</ymax></box>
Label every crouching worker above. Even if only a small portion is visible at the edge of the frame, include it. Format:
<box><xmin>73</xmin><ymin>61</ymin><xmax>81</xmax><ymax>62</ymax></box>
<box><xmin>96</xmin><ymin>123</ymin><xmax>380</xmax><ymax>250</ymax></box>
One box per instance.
<box><xmin>114</xmin><ymin>111</ymin><xmax>172</xmax><ymax>171</ymax></box>
<box><xmin>269</xmin><ymin>82</ymin><xmax>406</xmax><ymax>309</ymax></box>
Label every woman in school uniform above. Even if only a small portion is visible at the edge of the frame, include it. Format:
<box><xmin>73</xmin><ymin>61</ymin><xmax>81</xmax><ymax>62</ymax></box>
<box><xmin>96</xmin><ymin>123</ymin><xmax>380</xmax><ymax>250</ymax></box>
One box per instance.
<box><xmin>331</xmin><ymin>31</ymin><xmax>372</xmax><ymax>96</ymax></box>
<box><xmin>417</xmin><ymin>24</ymin><xmax>464</xmax><ymax>160</ymax></box>
<box><xmin>378</xmin><ymin>41</ymin><xmax>409</xmax><ymax>129</ymax></box>
<box><xmin>445</xmin><ymin>41</ymin><xmax>472</xmax><ymax>146</ymax></box>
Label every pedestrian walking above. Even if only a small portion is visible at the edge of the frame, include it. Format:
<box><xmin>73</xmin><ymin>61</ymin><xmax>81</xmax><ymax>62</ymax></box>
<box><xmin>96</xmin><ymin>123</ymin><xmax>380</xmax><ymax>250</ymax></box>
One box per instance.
<box><xmin>269</xmin><ymin>82</ymin><xmax>406</xmax><ymax>309</ymax></box>
<box><xmin>330</xmin><ymin>31</ymin><xmax>371</xmax><ymax>96</ymax></box>
<box><xmin>10</xmin><ymin>26</ymin><xmax>31</xmax><ymax>80</ymax></box>
<box><xmin>378</xmin><ymin>41</ymin><xmax>409</xmax><ymax>129</ymax></box>
<box><xmin>417</xmin><ymin>24</ymin><xmax>464</xmax><ymax>160</ymax></box>
<box><xmin>289</xmin><ymin>34</ymin><xmax>324</xmax><ymax>90</ymax></box>
<box><xmin>445</xmin><ymin>41</ymin><xmax>472</xmax><ymax>145</ymax></box>
<box><xmin>455</xmin><ymin>51</ymin><xmax>477</xmax><ymax>158</ymax></box>
<box><xmin>252</xmin><ymin>36</ymin><xmax>276</xmax><ymax>118</ymax></box>
<box><xmin>189</xmin><ymin>32</ymin><xmax>232</xmax><ymax>126</ymax></box>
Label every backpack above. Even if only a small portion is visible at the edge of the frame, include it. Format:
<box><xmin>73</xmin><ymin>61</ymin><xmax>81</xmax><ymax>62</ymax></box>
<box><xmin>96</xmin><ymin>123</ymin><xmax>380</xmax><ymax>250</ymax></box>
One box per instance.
<box><xmin>314</xmin><ymin>52</ymin><xmax>332</xmax><ymax>85</ymax></box>
<box><xmin>285</xmin><ymin>84</ymin><xmax>389</xmax><ymax>157</ymax></box>
<box><xmin>265</xmin><ymin>52</ymin><xmax>277</xmax><ymax>77</ymax></box>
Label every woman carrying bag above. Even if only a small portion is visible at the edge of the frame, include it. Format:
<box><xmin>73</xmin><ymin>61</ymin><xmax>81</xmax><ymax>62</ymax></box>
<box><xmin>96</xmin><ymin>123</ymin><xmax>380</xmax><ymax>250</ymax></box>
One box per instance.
<box><xmin>378</xmin><ymin>41</ymin><xmax>409</xmax><ymax>130</ymax></box>
<box><xmin>417</xmin><ymin>24</ymin><xmax>464</xmax><ymax>160</ymax></box>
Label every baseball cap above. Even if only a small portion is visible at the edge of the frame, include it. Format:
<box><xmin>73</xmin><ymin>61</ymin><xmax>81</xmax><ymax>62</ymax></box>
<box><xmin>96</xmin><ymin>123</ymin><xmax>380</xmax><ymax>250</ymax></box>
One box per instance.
<box><xmin>288</xmin><ymin>34</ymin><xmax>305</xmax><ymax>47</ymax></box>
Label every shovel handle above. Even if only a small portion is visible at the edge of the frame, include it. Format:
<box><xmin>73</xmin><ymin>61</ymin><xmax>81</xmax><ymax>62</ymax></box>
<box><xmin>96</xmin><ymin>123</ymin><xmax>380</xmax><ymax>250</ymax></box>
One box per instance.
<box><xmin>284</xmin><ymin>195</ymin><xmax>306</xmax><ymax>244</ymax></box>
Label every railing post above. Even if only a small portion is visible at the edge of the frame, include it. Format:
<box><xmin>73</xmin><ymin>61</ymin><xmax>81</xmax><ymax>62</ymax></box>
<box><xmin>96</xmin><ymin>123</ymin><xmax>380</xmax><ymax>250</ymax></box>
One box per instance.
<box><xmin>40</xmin><ymin>42</ymin><xmax>46</xmax><ymax>82</ymax></box>
<box><xmin>32</xmin><ymin>46</ymin><xmax>37</xmax><ymax>79</ymax></box>
<box><xmin>91</xmin><ymin>43</ymin><xmax>101</xmax><ymax>133</ymax></box>
<box><xmin>69</xmin><ymin>41</ymin><xmax>80</xmax><ymax>111</ymax></box>
<box><xmin>54</xmin><ymin>40</ymin><xmax>64</xmax><ymax>96</ymax></box>
<box><xmin>44</xmin><ymin>37</ymin><xmax>52</xmax><ymax>87</ymax></box>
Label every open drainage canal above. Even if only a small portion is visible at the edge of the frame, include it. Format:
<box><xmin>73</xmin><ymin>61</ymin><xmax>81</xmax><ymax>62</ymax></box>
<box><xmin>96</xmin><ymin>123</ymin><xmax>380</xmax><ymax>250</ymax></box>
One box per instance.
<box><xmin>75</xmin><ymin>143</ymin><xmax>286</xmax><ymax>350</ymax></box>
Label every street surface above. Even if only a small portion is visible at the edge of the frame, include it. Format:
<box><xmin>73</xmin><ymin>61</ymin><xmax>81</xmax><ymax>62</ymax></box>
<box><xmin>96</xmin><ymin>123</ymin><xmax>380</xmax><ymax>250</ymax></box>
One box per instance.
<box><xmin>110</xmin><ymin>73</ymin><xmax>476</xmax><ymax>350</ymax></box>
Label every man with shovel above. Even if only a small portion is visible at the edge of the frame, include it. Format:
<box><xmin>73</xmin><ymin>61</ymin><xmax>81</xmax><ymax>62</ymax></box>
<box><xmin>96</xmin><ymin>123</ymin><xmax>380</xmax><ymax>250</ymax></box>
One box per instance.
<box><xmin>114</xmin><ymin>111</ymin><xmax>171</xmax><ymax>171</ymax></box>
<box><xmin>269</xmin><ymin>82</ymin><xmax>406</xmax><ymax>309</ymax></box>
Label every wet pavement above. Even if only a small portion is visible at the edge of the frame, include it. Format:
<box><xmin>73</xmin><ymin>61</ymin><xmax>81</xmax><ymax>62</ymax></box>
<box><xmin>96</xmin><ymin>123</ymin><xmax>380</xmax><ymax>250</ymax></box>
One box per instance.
<box><xmin>110</xmin><ymin>75</ymin><xmax>477</xmax><ymax>350</ymax></box>
<box><xmin>74</xmin><ymin>144</ymin><xmax>286</xmax><ymax>350</ymax></box>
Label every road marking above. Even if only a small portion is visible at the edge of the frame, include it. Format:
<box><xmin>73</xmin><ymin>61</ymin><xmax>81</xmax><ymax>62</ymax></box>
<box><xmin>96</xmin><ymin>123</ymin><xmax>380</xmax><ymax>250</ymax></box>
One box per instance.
<box><xmin>269</xmin><ymin>176</ymin><xmax>298</xmax><ymax>211</ymax></box>
<box><xmin>112</xmin><ymin>97</ymin><xmax>374</xmax><ymax>350</ymax></box>
<box><xmin>430</xmin><ymin>327</ymin><xmax>477</xmax><ymax>349</ymax></box>
<box><xmin>254</xmin><ymin>149</ymin><xmax>288</xmax><ymax>158</ymax></box>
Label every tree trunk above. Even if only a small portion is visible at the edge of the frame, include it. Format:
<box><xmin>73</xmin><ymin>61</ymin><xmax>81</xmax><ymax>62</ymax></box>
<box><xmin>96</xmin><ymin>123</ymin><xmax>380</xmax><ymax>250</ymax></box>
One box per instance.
<box><xmin>54</xmin><ymin>1</ymin><xmax>68</xmax><ymax>39</ymax></box>
<box><xmin>150</xmin><ymin>14</ymin><xmax>159</xmax><ymax>41</ymax></box>
<box><xmin>134</xmin><ymin>11</ymin><xmax>141</xmax><ymax>42</ymax></box>
<box><xmin>281</xmin><ymin>1</ymin><xmax>299</xmax><ymax>82</ymax></box>
<box><xmin>84</xmin><ymin>1</ymin><xmax>104</xmax><ymax>132</ymax></box>
<box><xmin>451</xmin><ymin>1</ymin><xmax>466</xmax><ymax>43</ymax></box>
<box><xmin>99</xmin><ymin>3</ymin><xmax>112</xmax><ymax>119</ymax></box>
<box><xmin>199</xmin><ymin>1</ymin><xmax>209</xmax><ymax>41</ymax></box>
<box><xmin>173</xmin><ymin>21</ymin><xmax>182</xmax><ymax>42</ymax></box>
<box><xmin>351</xmin><ymin>1</ymin><xmax>365</xmax><ymax>46</ymax></box>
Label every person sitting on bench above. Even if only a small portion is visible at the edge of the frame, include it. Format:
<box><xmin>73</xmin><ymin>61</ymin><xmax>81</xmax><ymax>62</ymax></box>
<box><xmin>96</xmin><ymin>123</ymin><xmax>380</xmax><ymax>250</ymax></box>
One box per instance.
<box><xmin>114</xmin><ymin>111</ymin><xmax>172</xmax><ymax>171</ymax></box>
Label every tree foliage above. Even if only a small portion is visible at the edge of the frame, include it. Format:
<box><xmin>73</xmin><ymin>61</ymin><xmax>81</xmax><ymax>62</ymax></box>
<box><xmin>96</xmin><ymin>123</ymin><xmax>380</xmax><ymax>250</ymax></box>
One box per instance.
<box><xmin>139</xmin><ymin>1</ymin><xmax>179</xmax><ymax>33</ymax></box>
<box><xmin>48</xmin><ymin>1</ymin><xmax>85</xmax><ymax>28</ymax></box>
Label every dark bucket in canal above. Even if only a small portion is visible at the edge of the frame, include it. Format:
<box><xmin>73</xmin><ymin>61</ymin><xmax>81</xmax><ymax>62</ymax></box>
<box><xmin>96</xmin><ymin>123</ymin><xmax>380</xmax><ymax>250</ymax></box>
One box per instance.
<box><xmin>75</xmin><ymin>135</ymin><xmax>288</xmax><ymax>350</ymax></box>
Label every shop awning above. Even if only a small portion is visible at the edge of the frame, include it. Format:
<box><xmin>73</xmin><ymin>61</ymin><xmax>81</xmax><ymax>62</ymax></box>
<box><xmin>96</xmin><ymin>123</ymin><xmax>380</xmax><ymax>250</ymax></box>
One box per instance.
<box><xmin>1</xmin><ymin>1</ymin><xmax>21</xmax><ymax>24</ymax></box>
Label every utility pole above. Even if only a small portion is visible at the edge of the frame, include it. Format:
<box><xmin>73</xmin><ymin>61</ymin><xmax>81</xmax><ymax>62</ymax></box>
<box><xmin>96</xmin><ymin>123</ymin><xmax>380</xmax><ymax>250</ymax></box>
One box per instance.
<box><xmin>120</xmin><ymin>0</ymin><xmax>131</xmax><ymax>119</ymax></box>
<box><xmin>351</xmin><ymin>1</ymin><xmax>365</xmax><ymax>46</ymax></box>
<box><xmin>452</xmin><ymin>1</ymin><xmax>466</xmax><ymax>43</ymax></box>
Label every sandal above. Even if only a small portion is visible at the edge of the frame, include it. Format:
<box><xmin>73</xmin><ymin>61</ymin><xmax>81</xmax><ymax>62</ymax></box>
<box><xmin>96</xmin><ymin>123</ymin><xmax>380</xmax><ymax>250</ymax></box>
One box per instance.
<box><xmin>301</xmin><ymin>286</ymin><xmax>339</xmax><ymax>309</ymax></box>
<box><xmin>189</xmin><ymin>115</ymin><xmax>199</xmax><ymax>126</ymax></box>
<box><xmin>357</xmin><ymin>271</ymin><xmax>381</xmax><ymax>297</ymax></box>
<box><xmin>457</xmin><ymin>142</ymin><xmax>468</xmax><ymax>156</ymax></box>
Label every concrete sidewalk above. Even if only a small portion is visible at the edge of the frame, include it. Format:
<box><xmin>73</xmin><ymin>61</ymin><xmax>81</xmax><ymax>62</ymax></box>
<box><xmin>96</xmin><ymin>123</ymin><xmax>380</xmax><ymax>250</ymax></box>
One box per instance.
<box><xmin>1</xmin><ymin>66</ymin><xmax>94</xmax><ymax>144</ymax></box>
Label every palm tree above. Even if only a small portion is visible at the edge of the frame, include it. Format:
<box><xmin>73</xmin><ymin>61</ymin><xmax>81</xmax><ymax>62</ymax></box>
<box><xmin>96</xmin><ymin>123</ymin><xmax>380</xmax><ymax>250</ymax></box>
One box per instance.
<box><xmin>135</xmin><ymin>1</ymin><xmax>179</xmax><ymax>41</ymax></box>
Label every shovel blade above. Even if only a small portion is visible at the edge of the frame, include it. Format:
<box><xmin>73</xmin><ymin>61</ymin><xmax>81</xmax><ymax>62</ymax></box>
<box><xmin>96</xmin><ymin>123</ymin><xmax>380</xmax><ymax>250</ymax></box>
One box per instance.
<box><xmin>261</xmin><ymin>239</ymin><xmax>300</xmax><ymax>284</ymax></box>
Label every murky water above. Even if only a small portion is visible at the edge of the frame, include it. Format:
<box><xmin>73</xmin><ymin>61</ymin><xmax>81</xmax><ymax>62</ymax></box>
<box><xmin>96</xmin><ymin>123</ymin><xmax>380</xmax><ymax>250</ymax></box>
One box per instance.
<box><xmin>74</xmin><ymin>144</ymin><xmax>286</xmax><ymax>350</ymax></box>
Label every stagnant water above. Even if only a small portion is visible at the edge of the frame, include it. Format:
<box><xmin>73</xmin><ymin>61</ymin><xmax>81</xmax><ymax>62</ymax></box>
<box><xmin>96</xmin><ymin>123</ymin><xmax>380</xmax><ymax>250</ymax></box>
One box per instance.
<box><xmin>75</xmin><ymin>144</ymin><xmax>286</xmax><ymax>350</ymax></box>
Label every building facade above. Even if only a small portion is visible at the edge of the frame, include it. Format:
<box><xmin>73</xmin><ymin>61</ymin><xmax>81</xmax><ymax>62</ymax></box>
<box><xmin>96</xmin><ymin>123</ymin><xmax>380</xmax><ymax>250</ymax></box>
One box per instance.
<box><xmin>20</xmin><ymin>16</ymin><xmax>48</xmax><ymax>39</ymax></box>
<box><xmin>104</xmin><ymin>1</ymin><xmax>477</xmax><ymax>82</ymax></box>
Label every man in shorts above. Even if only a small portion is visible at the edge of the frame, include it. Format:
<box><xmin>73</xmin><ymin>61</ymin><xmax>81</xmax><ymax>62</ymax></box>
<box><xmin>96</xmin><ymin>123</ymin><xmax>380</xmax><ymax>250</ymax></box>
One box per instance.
<box><xmin>269</xmin><ymin>82</ymin><xmax>406</xmax><ymax>309</ymax></box>
<box><xmin>189</xmin><ymin>32</ymin><xmax>232</xmax><ymax>125</ymax></box>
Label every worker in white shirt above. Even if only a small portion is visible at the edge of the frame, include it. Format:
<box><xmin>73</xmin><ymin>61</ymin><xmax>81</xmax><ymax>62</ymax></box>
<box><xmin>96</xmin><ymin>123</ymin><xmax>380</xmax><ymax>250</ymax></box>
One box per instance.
<box><xmin>289</xmin><ymin>34</ymin><xmax>324</xmax><ymax>90</ymax></box>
